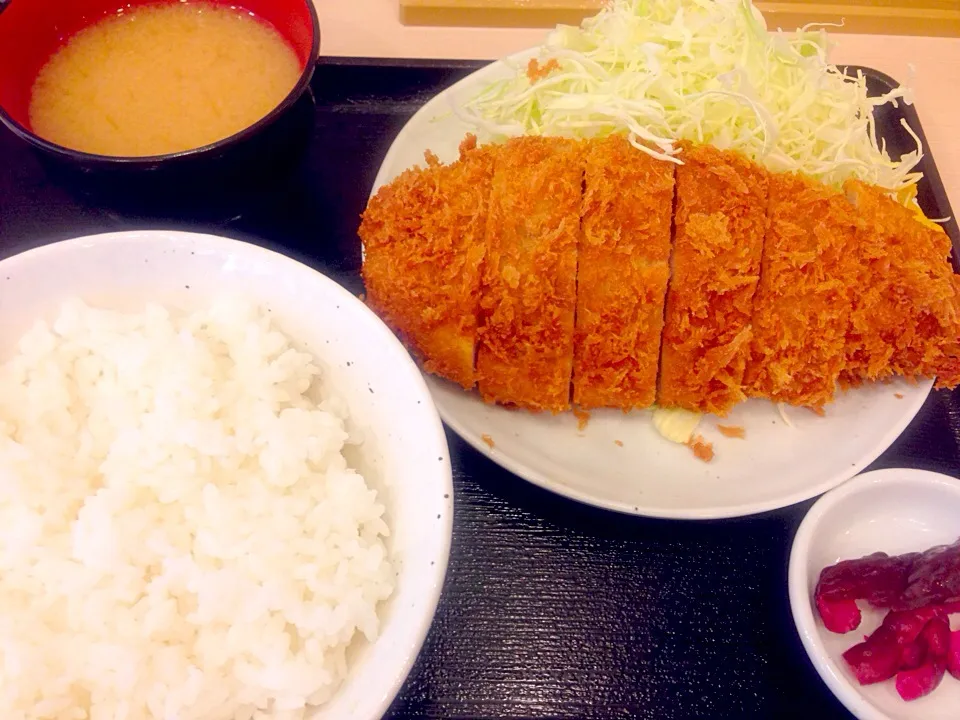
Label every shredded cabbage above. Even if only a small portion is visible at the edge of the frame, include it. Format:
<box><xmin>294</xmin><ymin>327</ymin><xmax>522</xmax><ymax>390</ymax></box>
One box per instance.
<box><xmin>460</xmin><ymin>0</ymin><xmax>922</xmax><ymax>194</ymax></box>
<box><xmin>651</xmin><ymin>406</ymin><xmax>702</xmax><ymax>444</ymax></box>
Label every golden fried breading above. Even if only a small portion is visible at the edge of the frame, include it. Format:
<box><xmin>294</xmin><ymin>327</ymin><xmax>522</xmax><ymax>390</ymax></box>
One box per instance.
<box><xmin>361</xmin><ymin>133</ymin><xmax>959</xmax><ymax>416</ymax></box>
<box><xmin>476</xmin><ymin>136</ymin><xmax>582</xmax><ymax>412</ymax></box>
<box><xmin>573</xmin><ymin>135</ymin><xmax>675</xmax><ymax>409</ymax></box>
<box><xmin>657</xmin><ymin>142</ymin><xmax>769</xmax><ymax>416</ymax></box>
<box><xmin>743</xmin><ymin>172</ymin><xmax>858</xmax><ymax>409</ymax></box>
<box><xmin>359</xmin><ymin>136</ymin><xmax>497</xmax><ymax>389</ymax></box>
<box><xmin>841</xmin><ymin>180</ymin><xmax>960</xmax><ymax>389</ymax></box>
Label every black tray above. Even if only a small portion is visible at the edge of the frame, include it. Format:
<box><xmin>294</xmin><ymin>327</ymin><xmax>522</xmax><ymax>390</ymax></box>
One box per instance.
<box><xmin>1</xmin><ymin>57</ymin><xmax>958</xmax><ymax>720</ymax></box>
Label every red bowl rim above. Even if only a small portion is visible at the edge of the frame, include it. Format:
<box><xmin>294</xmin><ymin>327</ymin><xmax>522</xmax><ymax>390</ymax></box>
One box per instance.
<box><xmin>0</xmin><ymin>0</ymin><xmax>321</xmax><ymax>165</ymax></box>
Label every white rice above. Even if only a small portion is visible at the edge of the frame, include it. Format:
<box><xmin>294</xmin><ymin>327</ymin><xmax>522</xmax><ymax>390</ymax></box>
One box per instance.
<box><xmin>0</xmin><ymin>297</ymin><xmax>395</xmax><ymax>720</ymax></box>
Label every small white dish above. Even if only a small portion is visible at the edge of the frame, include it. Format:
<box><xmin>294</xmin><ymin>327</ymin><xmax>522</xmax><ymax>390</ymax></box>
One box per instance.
<box><xmin>0</xmin><ymin>231</ymin><xmax>454</xmax><ymax>720</ymax></box>
<box><xmin>788</xmin><ymin>468</ymin><xmax>960</xmax><ymax>720</ymax></box>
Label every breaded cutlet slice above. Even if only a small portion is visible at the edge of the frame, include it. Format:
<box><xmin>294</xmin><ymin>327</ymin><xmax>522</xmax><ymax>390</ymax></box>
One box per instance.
<box><xmin>743</xmin><ymin>172</ymin><xmax>858</xmax><ymax>409</ymax></box>
<box><xmin>359</xmin><ymin>135</ymin><xmax>497</xmax><ymax>389</ymax></box>
<box><xmin>657</xmin><ymin>141</ymin><xmax>769</xmax><ymax>416</ymax></box>
<box><xmin>841</xmin><ymin>179</ymin><xmax>960</xmax><ymax>389</ymax></box>
<box><xmin>573</xmin><ymin>134</ymin><xmax>675</xmax><ymax>409</ymax></box>
<box><xmin>476</xmin><ymin>136</ymin><xmax>582</xmax><ymax>412</ymax></box>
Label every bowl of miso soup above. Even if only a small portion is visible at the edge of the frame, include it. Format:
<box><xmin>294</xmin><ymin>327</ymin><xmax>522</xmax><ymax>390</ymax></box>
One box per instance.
<box><xmin>0</xmin><ymin>0</ymin><xmax>320</xmax><ymax>211</ymax></box>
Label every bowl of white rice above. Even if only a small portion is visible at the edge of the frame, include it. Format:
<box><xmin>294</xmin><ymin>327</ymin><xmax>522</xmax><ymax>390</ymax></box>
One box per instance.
<box><xmin>0</xmin><ymin>230</ymin><xmax>453</xmax><ymax>720</ymax></box>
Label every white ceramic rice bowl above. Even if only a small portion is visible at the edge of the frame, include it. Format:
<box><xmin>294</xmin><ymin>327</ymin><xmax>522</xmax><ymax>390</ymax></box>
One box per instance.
<box><xmin>0</xmin><ymin>230</ymin><xmax>454</xmax><ymax>720</ymax></box>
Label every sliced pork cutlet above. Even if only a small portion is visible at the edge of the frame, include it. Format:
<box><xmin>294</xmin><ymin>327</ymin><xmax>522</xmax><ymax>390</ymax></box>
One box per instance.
<box><xmin>359</xmin><ymin>136</ymin><xmax>497</xmax><ymax>389</ymax></box>
<box><xmin>743</xmin><ymin>172</ymin><xmax>858</xmax><ymax>409</ymax></box>
<box><xmin>841</xmin><ymin>179</ymin><xmax>960</xmax><ymax>389</ymax></box>
<box><xmin>573</xmin><ymin>134</ymin><xmax>675</xmax><ymax>410</ymax></box>
<box><xmin>476</xmin><ymin>136</ymin><xmax>583</xmax><ymax>412</ymax></box>
<box><xmin>657</xmin><ymin>141</ymin><xmax>769</xmax><ymax>416</ymax></box>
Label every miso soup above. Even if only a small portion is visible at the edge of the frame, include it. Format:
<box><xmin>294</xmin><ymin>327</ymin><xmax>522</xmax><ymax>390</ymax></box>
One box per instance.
<box><xmin>28</xmin><ymin>3</ymin><xmax>302</xmax><ymax>157</ymax></box>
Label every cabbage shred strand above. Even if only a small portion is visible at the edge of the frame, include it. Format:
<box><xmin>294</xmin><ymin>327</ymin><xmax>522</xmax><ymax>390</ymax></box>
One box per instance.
<box><xmin>460</xmin><ymin>0</ymin><xmax>922</xmax><ymax>195</ymax></box>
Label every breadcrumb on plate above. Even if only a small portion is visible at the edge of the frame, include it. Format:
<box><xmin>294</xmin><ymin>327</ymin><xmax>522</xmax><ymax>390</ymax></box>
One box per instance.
<box><xmin>573</xmin><ymin>407</ymin><xmax>591</xmax><ymax>431</ymax></box>
<box><xmin>686</xmin><ymin>434</ymin><xmax>715</xmax><ymax>462</ymax></box>
<box><xmin>717</xmin><ymin>424</ymin><xmax>746</xmax><ymax>439</ymax></box>
<box><xmin>481</xmin><ymin>433</ymin><xmax>495</xmax><ymax>449</ymax></box>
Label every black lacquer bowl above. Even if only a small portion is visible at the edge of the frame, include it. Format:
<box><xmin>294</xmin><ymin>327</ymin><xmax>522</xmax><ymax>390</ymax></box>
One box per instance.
<box><xmin>0</xmin><ymin>0</ymin><xmax>321</xmax><ymax>217</ymax></box>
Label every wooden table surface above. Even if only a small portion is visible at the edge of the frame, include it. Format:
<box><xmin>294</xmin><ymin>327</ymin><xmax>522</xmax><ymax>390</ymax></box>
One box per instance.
<box><xmin>314</xmin><ymin>0</ymin><xmax>960</xmax><ymax>213</ymax></box>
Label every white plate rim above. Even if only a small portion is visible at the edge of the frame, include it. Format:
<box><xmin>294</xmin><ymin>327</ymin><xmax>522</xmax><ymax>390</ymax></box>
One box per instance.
<box><xmin>436</xmin><ymin>383</ymin><xmax>931</xmax><ymax>519</ymax></box>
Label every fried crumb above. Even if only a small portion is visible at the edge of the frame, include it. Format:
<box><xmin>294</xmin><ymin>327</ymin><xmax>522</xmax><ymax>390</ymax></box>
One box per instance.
<box><xmin>458</xmin><ymin>134</ymin><xmax>478</xmax><ymax>155</ymax></box>
<box><xmin>481</xmin><ymin>433</ymin><xmax>495</xmax><ymax>449</ymax></box>
<box><xmin>895</xmin><ymin>392</ymin><xmax>904</xmax><ymax>399</ymax></box>
<box><xmin>423</xmin><ymin>149</ymin><xmax>440</xmax><ymax>167</ymax></box>
<box><xmin>614</xmin><ymin>439</ymin><xmax>624</xmax><ymax>447</ymax></box>
<box><xmin>526</xmin><ymin>57</ymin><xmax>560</xmax><ymax>83</ymax></box>
<box><xmin>717</xmin><ymin>424</ymin><xmax>746</xmax><ymax>439</ymax></box>
<box><xmin>807</xmin><ymin>406</ymin><xmax>826</xmax><ymax>417</ymax></box>
<box><xmin>686</xmin><ymin>434</ymin><xmax>714</xmax><ymax>462</ymax></box>
<box><xmin>573</xmin><ymin>407</ymin><xmax>591</xmax><ymax>431</ymax></box>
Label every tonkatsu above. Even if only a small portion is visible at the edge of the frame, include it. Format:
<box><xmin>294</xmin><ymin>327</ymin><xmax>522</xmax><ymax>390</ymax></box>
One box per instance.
<box><xmin>359</xmin><ymin>134</ymin><xmax>960</xmax><ymax>416</ymax></box>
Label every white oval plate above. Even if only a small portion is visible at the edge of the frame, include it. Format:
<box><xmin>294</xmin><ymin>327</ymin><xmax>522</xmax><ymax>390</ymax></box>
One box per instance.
<box><xmin>789</xmin><ymin>468</ymin><xmax>960</xmax><ymax>719</ymax></box>
<box><xmin>369</xmin><ymin>49</ymin><xmax>934</xmax><ymax>519</ymax></box>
